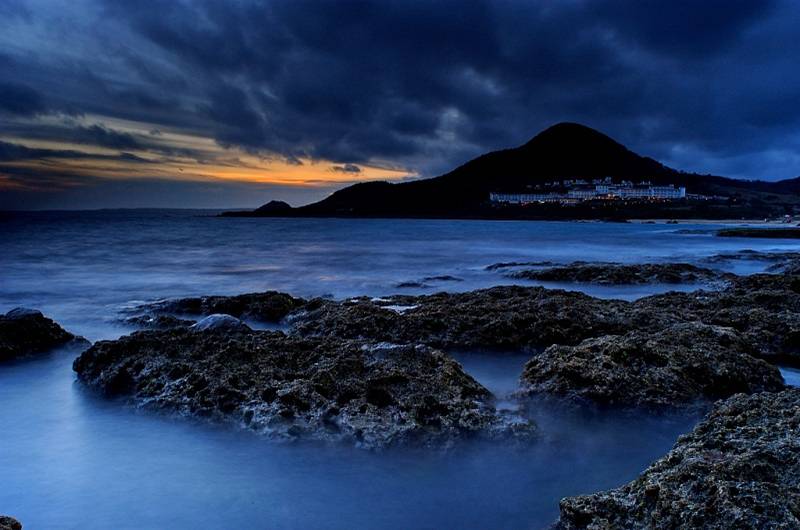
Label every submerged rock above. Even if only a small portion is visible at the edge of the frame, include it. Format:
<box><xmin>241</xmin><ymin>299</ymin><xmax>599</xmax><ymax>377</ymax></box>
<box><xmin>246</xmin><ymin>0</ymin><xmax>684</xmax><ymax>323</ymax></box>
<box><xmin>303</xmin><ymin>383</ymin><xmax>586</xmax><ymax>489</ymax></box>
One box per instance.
<box><xmin>519</xmin><ymin>322</ymin><xmax>784</xmax><ymax>410</ymax></box>
<box><xmin>0</xmin><ymin>307</ymin><xmax>83</xmax><ymax>362</ymax></box>
<box><xmin>717</xmin><ymin>227</ymin><xmax>800</xmax><ymax>239</ymax></box>
<box><xmin>555</xmin><ymin>389</ymin><xmax>800</xmax><ymax>529</ymax></box>
<box><xmin>509</xmin><ymin>262</ymin><xmax>723</xmax><ymax>285</ymax></box>
<box><xmin>484</xmin><ymin>260</ymin><xmax>555</xmax><ymax>271</ymax></box>
<box><xmin>0</xmin><ymin>516</ymin><xmax>21</xmax><ymax>530</ymax></box>
<box><xmin>73</xmin><ymin>327</ymin><xmax>534</xmax><ymax>449</ymax></box>
<box><xmin>143</xmin><ymin>291</ymin><xmax>305</xmax><ymax>322</ymax></box>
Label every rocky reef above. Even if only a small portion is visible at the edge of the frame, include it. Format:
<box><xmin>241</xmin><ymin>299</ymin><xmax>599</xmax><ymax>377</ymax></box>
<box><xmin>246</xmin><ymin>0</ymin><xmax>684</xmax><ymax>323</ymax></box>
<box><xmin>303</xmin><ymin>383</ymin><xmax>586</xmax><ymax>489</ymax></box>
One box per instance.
<box><xmin>291</xmin><ymin>287</ymin><xmax>633</xmax><ymax>351</ymax></box>
<box><xmin>717</xmin><ymin>227</ymin><xmax>800</xmax><ymax>239</ymax></box>
<box><xmin>0</xmin><ymin>516</ymin><xmax>21</xmax><ymax>530</ymax></box>
<box><xmin>509</xmin><ymin>262</ymin><xmax>723</xmax><ymax>285</ymax></box>
<box><xmin>134</xmin><ymin>272</ymin><xmax>800</xmax><ymax>366</ymax></box>
<box><xmin>0</xmin><ymin>308</ymin><xmax>83</xmax><ymax>362</ymax></box>
<box><xmin>633</xmin><ymin>274</ymin><xmax>800</xmax><ymax>366</ymax></box>
<box><xmin>555</xmin><ymin>389</ymin><xmax>800</xmax><ymax>529</ymax></box>
<box><xmin>144</xmin><ymin>291</ymin><xmax>304</xmax><ymax>322</ymax></box>
<box><xmin>73</xmin><ymin>321</ymin><xmax>534</xmax><ymax>449</ymax></box>
<box><xmin>519</xmin><ymin>322</ymin><xmax>784</xmax><ymax>410</ymax></box>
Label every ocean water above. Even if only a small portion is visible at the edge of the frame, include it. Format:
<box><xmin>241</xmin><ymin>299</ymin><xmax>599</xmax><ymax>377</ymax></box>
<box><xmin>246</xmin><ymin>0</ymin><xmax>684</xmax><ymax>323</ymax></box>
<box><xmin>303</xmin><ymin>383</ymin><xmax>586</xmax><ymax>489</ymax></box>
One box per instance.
<box><xmin>1</xmin><ymin>210</ymin><xmax>797</xmax><ymax>529</ymax></box>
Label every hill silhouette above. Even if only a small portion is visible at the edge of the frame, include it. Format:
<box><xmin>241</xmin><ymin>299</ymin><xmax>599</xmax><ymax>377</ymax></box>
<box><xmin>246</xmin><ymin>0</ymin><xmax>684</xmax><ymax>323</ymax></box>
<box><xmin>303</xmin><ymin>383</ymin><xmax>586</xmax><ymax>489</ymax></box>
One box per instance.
<box><xmin>224</xmin><ymin>123</ymin><xmax>800</xmax><ymax>219</ymax></box>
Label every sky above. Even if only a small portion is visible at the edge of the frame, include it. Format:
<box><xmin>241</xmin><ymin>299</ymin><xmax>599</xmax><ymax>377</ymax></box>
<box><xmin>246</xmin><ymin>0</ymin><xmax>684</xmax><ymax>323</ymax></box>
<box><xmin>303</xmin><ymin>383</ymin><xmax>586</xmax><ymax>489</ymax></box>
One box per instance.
<box><xmin>1</xmin><ymin>0</ymin><xmax>799</xmax><ymax>210</ymax></box>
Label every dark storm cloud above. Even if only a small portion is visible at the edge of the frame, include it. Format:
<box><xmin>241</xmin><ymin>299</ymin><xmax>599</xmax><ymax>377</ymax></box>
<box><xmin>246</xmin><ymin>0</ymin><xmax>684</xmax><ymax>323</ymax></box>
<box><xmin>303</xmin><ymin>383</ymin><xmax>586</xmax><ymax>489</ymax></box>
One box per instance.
<box><xmin>94</xmin><ymin>0</ymin><xmax>797</xmax><ymax>177</ymax></box>
<box><xmin>0</xmin><ymin>140</ymin><xmax>149</xmax><ymax>163</ymax></box>
<box><xmin>0</xmin><ymin>83</ymin><xmax>48</xmax><ymax>116</ymax></box>
<box><xmin>67</xmin><ymin>125</ymin><xmax>142</xmax><ymax>150</ymax></box>
<box><xmin>331</xmin><ymin>164</ymin><xmax>361</xmax><ymax>174</ymax></box>
<box><xmin>1</xmin><ymin>0</ymin><xmax>800</xmax><ymax>209</ymax></box>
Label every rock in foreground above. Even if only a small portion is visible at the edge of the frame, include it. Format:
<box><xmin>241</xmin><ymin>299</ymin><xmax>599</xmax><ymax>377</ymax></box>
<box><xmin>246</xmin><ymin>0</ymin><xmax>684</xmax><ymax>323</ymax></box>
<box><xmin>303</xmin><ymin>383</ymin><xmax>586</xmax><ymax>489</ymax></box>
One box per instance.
<box><xmin>73</xmin><ymin>327</ymin><xmax>533</xmax><ymax>449</ymax></box>
<box><xmin>555</xmin><ymin>389</ymin><xmax>800</xmax><ymax>529</ymax></box>
<box><xmin>292</xmin><ymin>286</ymin><xmax>633</xmax><ymax>351</ymax></box>
<box><xmin>519</xmin><ymin>323</ymin><xmax>784</xmax><ymax>410</ymax></box>
<box><xmin>0</xmin><ymin>308</ymin><xmax>81</xmax><ymax>362</ymax></box>
<box><xmin>144</xmin><ymin>291</ymin><xmax>304</xmax><ymax>322</ymax></box>
<box><xmin>0</xmin><ymin>516</ymin><xmax>21</xmax><ymax>530</ymax></box>
<box><xmin>510</xmin><ymin>262</ymin><xmax>722</xmax><ymax>285</ymax></box>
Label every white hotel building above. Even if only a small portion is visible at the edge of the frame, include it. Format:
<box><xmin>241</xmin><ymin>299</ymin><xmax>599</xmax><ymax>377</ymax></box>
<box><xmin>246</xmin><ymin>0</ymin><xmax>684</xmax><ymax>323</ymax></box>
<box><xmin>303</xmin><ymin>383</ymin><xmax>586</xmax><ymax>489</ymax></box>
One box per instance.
<box><xmin>490</xmin><ymin>183</ymin><xmax>686</xmax><ymax>204</ymax></box>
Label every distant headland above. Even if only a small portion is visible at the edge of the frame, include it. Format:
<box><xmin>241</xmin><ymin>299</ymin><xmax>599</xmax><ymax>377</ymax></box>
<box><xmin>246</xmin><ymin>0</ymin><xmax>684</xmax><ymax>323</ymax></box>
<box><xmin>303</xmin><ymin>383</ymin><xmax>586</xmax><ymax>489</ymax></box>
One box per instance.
<box><xmin>222</xmin><ymin>122</ymin><xmax>800</xmax><ymax>220</ymax></box>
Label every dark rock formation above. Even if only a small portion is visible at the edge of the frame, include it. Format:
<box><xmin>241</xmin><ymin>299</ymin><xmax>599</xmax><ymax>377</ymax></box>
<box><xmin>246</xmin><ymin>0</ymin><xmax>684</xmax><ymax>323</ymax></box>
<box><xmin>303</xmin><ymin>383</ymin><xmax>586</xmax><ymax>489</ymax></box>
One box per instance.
<box><xmin>705</xmin><ymin>249</ymin><xmax>800</xmax><ymax>264</ymax></box>
<box><xmin>133</xmin><ymin>271</ymin><xmax>800</xmax><ymax>367</ymax></box>
<box><xmin>144</xmin><ymin>291</ymin><xmax>305</xmax><ymax>322</ymax></box>
<box><xmin>509</xmin><ymin>262</ymin><xmax>723</xmax><ymax>285</ymax></box>
<box><xmin>123</xmin><ymin>314</ymin><xmax>195</xmax><ymax>330</ymax></box>
<box><xmin>73</xmin><ymin>327</ymin><xmax>534</xmax><ymax>449</ymax></box>
<box><xmin>0</xmin><ymin>516</ymin><xmax>21</xmax><ymax>530</ymax></box>
<box><xmin>485</xmin><ymin>261</ymin><xmax>555</xmax><ymax>271</ymax></box>
<box><xmin>291</xmin><ymin>286</ymin><xmax>634</xmax><ymax>351</ymax></box>
<box><xmin>634</xmin><ymin>274</ymin><xmax>800</xmax><ymax>365</ymax></box>
<box><xmin>190</xmin><ymin>314</ymin><xmax>251</xmax><ymax>332</ymax></box>
<box><xmin>717</xmin><ymin>227</ymin><xmax>800</xmax><ymax>239</ymax></box>
<box><xmin>0</xmin><ymin>308</ymin><xmax>82</xmax><ymax>362</ymax></box>
<box><xmin>555</xmin><ymin>389</ymin><xmax>800</xmax><ymax>529</ymax></box>
<box><xmin>519</xmin><ymin>322</ymin><xmax>784</xmax><ymax>410</ymax></box>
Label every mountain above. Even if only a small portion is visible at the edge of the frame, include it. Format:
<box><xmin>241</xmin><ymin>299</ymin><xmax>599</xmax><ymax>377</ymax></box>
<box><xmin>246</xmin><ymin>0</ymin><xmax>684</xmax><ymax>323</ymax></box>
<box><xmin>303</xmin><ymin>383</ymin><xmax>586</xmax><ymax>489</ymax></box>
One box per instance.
<box><xmin>223</xmin><ymin>123</ymin><xmax>800</xmax><ymax>219</ymax></box>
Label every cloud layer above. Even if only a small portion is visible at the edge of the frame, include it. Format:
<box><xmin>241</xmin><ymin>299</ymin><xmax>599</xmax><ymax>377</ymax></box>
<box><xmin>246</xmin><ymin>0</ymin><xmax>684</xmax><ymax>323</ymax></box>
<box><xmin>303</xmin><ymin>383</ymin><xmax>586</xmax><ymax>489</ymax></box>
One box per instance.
<box><xmin>1</xmin><ymin>0</ymin><xmax>799</xmax><ymax>208</ymax></box>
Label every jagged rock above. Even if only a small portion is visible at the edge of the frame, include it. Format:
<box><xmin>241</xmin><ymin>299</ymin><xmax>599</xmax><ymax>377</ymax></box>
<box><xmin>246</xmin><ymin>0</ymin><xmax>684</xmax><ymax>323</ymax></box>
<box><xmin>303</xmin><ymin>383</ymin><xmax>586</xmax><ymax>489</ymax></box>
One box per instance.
<box><xmin>126</xmin><ymin>271</ymin><xmax>800</xmax><ymax>368</ymax></box>
<box><xmin>519</xmin><ymin>322</ymin><xmax>784</xmax><ymax>410</ymax></box>
<box><xmin>484</xmin><ymin>260</ymin><xmax>555</xmax><ymax>271</ymax></box>
<box><xmin>190</xmin><ymin>314</ymin><xmax>251</xmax><ymax>332</ymax></box>
<box><xmin>634</xmin><ymin>274</ymin><xmax>800</xmax><ymax>365</ymax></box>
<box><xmin>291</xmin><ymin>286</ymin><xmax>634</xmax><ymax>351</ymax></box>
<box><xmin>509</xmin><ymin>262</ymin><xmax>723</xmax><ymax>285</ymax></box>
<box><xmin>0</xmin><ymin>516</ymin><xmax>21</xmax><ymax>530</ymax></box>
<box><xmin>73</xmin><ymin>328</ymin><xmax>535</xmax><ymax>449</ymax></box>
<box><xmin>0</xmin><ymin>307</ymin><xmax>83</xmax><ymax>362</ymax></box>
<box><xmin>143</xmin><ymin>291</ymin><xmax>305</xmax><ymax>322</ymax></box>
<box><xmin>555</xmin><ymin>389</ymin><xmax>800</xmax><ymax>529</ymax></box>
<box><xmin>123</xmin><ymin>314</ymin><xmax>195</xmax><ymax>330</ymax></box>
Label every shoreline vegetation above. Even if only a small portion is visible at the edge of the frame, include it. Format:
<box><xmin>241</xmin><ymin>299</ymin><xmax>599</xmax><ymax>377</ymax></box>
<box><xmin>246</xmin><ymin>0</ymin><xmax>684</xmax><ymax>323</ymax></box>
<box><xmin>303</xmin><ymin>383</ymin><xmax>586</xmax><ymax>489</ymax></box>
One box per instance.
<box><xmin>5</xmin><ymin>255</ymin><xmax>800</xmax><ymax>527</ymax></box>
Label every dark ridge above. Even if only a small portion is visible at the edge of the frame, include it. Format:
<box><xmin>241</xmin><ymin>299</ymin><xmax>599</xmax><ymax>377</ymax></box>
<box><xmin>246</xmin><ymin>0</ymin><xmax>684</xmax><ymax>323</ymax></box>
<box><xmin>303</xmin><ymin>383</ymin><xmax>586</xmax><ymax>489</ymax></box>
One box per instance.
<box><xmin>223</xmin><ymin>122</ymin><xmax>800</xmax><ymax>219</ymax></box>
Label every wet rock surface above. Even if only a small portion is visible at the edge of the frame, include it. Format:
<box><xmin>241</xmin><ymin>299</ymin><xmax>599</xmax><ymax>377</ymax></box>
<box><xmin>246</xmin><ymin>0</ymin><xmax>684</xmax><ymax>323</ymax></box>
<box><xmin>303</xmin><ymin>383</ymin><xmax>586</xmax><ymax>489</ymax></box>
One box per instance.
<box><xmin>509</xmin><ymin>262</ymin><xmax>724</xmax><ymax>285</ymax></box>
<box><xmin>633</xmin><ymin>274</ymin><xmax>800</xmax><ymax>365</ymax></box>
<box><xmin>0</xmin><ymin>516</ymin><xmax>21</xmax><ymax>530</ymax></box>
<box><xmin>291</xmin><ymin>287</ymin><xmax>634</xmax><ymax>351</ymax></box>
<box><xmin>519</xmin><ymin>322</ymin><xmax>784</xmax><ymax>410</ymax></box>
<box><xmin>73</xmin><ymin>327</ymin><xmax>534</xmax><ymax>449</ymax></box>
<box><xmin>143</xmin><ymin>291</ymin><xmax>305</xmax><ymax>322</ymax></box>
<box><xmin>123</xmin><ymin>314</ymin><xmax>195</xmax><ymax>330</ymax></box>
<box><xmin>0</xmin><ymin>308</ymin><xmax>83</xmax><ymax>362</ymax></box>
<box><xmin>555</xmin><ymin>389</ymin><xmax>800</xmax><ymax>529</ymax></box>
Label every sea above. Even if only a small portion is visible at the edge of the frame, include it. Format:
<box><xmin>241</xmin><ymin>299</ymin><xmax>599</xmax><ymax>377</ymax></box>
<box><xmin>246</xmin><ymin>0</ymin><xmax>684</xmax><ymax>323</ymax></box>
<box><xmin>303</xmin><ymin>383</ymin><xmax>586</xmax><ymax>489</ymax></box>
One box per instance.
<box><xmin>1</xmin><ymin>210</ymin><xmax>798</xmax><ymax>529</ymax></box>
